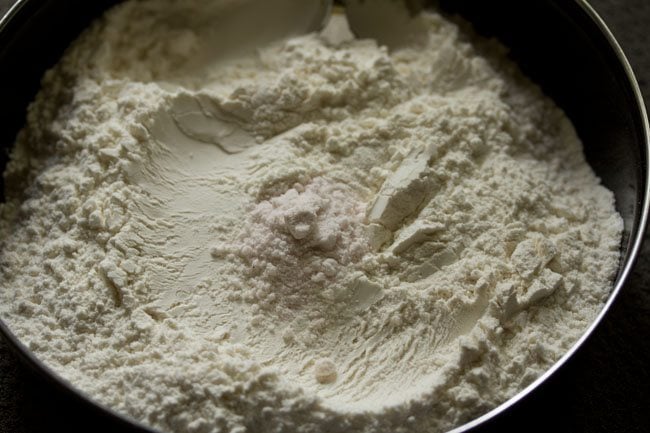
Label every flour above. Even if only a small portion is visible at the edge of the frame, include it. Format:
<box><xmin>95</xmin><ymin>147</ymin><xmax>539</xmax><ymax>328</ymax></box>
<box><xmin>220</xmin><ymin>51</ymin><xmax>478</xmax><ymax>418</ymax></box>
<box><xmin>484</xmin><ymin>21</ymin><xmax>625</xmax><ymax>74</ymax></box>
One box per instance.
<box><xmin>0</xmin><ymin>1</ymin><xmax>623</xmax><ymax>433</ymax></box>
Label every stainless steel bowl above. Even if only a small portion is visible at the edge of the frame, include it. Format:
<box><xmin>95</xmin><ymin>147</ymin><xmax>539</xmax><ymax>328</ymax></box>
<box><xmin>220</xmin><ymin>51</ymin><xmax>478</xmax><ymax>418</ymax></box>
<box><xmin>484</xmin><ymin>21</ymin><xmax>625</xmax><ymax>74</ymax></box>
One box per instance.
<box><xmin>0</xmin><ymin>1</ymin><xmax>648</xmax><ymax>432</ymax></box>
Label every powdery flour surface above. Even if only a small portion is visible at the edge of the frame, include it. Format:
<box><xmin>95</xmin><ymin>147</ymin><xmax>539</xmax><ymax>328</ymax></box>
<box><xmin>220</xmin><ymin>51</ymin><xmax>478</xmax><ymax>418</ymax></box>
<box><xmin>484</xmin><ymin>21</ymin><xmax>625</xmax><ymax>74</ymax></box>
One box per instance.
<box><xmin>0</xmin><ymin>2</ymin><xmax>623</xmax><ymax>433</ymax></box>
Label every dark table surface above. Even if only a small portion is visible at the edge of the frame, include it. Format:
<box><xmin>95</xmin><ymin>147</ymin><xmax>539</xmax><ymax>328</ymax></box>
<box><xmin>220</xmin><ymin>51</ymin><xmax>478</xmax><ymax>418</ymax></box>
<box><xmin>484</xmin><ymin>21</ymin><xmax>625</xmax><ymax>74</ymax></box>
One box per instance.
<box><xmin>1</xmin><ymin>1</ymin><xmax>649</xmax><ymax>432</ymax></box>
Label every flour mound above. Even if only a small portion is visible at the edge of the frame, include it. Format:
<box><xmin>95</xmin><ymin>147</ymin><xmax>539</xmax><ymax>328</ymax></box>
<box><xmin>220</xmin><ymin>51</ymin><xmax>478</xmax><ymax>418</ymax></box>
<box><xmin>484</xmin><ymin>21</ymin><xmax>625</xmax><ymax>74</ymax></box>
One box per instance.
<box><xmin>215</xmin><ymin>177</ymin><xmax>370</xmax><ymax>310</ymax></box>
<box><xmin>0</xmin><ymin>2</ymin><xmax>623</xmax><ymax>433</ymax></box>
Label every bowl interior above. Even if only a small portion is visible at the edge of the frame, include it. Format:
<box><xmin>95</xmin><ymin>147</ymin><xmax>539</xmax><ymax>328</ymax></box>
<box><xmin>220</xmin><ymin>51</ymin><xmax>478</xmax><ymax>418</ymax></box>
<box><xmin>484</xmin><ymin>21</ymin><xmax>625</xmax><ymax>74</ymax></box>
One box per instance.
<box><xmin>0</xmin><ymin>0</ymin><xmax>647</xmax><ymax>432</ymax></box>
<box><xmin>439</xmin><ymin>0</ymin><xmax>648</xmax><ymax>273</ymax></box>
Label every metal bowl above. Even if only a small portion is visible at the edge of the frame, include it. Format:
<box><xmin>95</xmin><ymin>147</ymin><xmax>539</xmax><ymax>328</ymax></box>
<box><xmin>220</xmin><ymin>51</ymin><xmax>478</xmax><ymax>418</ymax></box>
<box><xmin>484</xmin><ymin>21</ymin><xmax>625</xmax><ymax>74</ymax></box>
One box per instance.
<box><xmin>0</xmin><ymin>0</ymin><xmax>648</xmax><ymax>432</ymax></box>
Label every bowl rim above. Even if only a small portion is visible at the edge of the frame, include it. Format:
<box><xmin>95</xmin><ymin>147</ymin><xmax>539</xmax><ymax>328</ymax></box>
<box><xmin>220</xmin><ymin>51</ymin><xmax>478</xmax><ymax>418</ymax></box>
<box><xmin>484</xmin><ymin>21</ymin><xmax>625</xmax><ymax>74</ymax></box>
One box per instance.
<box><xmin>0</xmin><ymin>0</ymin><xmax>648</xmax><ymax>432</ymax></box>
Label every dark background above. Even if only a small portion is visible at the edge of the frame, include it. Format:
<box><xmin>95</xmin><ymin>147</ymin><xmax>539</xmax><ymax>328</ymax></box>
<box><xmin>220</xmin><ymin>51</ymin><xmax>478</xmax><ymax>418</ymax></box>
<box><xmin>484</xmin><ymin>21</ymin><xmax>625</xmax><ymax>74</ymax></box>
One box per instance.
<box><xmin>0</xmin><ymin>0</ymin><xmax>649</xmax><ymax>432</ymax></box>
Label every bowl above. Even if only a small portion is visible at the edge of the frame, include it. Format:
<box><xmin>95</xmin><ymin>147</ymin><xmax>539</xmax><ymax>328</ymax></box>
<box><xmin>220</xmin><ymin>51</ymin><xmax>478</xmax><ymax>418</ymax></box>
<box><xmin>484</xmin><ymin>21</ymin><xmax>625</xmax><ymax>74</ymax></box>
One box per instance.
<box><xmin>0</xmin><ymin>0</ymin><xmax>648</xmax><ymax>432</ymax></box>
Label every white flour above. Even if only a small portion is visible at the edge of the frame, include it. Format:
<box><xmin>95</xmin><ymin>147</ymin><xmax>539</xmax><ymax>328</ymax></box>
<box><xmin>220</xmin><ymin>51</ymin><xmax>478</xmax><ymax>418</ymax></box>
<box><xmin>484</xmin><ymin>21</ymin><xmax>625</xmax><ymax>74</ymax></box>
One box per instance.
<box><xmin>0</xmin><ymin>2</ymin><xmax>623</xmax><ymax>433</ymax></box>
